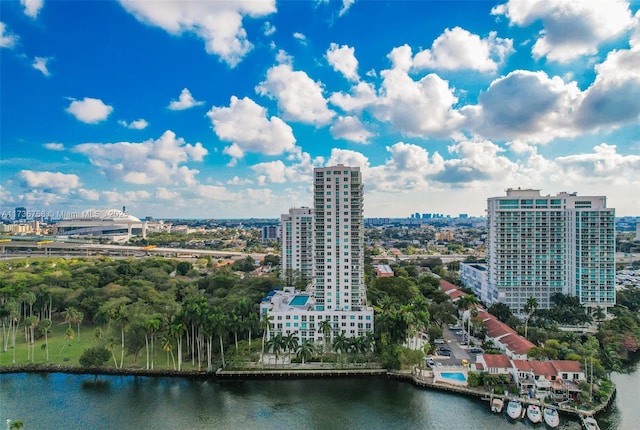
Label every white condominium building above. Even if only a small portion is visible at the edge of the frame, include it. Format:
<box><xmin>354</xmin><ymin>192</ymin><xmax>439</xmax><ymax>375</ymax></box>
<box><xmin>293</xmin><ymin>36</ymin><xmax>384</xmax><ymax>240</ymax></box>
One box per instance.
<box><xmin>487</xmin><ymin>189</ymin><xmax>615</xmax><ymax>314</ymax></box>
<box><xmin>313</xmin><ymin>165</ymin><xmax>366</xmax><ymax>312</ymax></box>
<box><xmin>280</xmin><ymin>207</ymin><xmax>314</xmax><ymax>287</ymax></box>
<box><xmin>261</xmin><ymin>165</ymin><xmax>373</xmax><ymax>343</ymax></box>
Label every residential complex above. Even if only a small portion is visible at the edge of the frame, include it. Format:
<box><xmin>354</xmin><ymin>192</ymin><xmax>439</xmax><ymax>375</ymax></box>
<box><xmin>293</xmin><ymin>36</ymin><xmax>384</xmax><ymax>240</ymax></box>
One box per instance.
<box><xmin>261</xmin><ymin>165</ymin><xmax>374</xmax><ymax>344</ymax></box>
<box><xmin>280</xmin><ymin>207</ymin><xmax>313</xmax><ymax>286</ymax></box>
<box><xmin>480</xmin><ymin>188</ymin><xmax>615</xmax><ymax>314</ymax></box>
<box><xmin>313</xmin><ymin>165</ymin><xmax>366</xmax><ymax>312</ymax></box>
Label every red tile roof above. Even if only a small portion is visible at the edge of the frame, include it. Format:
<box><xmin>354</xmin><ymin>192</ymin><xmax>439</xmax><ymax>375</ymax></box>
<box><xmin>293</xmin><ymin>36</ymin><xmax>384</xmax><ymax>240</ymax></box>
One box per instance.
<box><xmin>552</xmin><ymin>360</ymin><xmax>582</xmax><ymax>374</ymax></box>
<box><xmin>478</xmin><ymin>310</ymin><xmax>534</xmax><ymax>355</ymax></box>
<box><xmin>482</xmin><ymin>354</ymin><xmax>512</xmax><ymax>369</ymax></box>
<box><xmin>449</xmin><ymin>290</ymin><xmax>467</xmax><ymax>300</ymax></box>
<box><xmin>439</xmin><ymin>279</ymin><xmax>459</xmax><ymax>292</ymax></box>
<box><xmin>501</xmin><ymin>333</ymin><xmax>536</xmax><ymax>355</ymax></box>
<box><xmin>512</xmin><ymin>359</ymin><xmax>582</xmax><ymax>378</ymax></box>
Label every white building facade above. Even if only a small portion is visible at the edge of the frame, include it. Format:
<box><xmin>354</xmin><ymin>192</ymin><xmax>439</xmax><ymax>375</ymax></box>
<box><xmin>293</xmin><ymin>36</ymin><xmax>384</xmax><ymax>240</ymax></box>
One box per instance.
<box><xmin>280</xmin><ymin>207</ymin><xmax>314</xmax><ymax>286</ymax></box>
<box><xmin>260</xmin><ymin>287</ymin><xmax>373</xmax><ymax>343</ymax></box>
<box><xmin>313</xmin><ymin>165</ymin><xmax>366</xmax><ymax>312</ymax></box>
<box><xmin>460</xmin><ymin>262</ymin><xmax>492</xmax><ymax>304</ymax></box>
<box><xmin>261</xmin><ymin>165</ymin><xmax>374</xmax><ymax>342</ymax></box>
<box><xmin>487</xmin><ymin>189</ymin><xmax>615</xmax><ymax>314</ymax></box>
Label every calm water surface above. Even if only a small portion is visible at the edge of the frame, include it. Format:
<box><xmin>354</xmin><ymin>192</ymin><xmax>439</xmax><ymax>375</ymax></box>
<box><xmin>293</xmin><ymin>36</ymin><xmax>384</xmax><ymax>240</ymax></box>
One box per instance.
<box><xmin>0</xmin><ymin>371</ymin><xmax>637</xmax><ymax>430</ymax></box>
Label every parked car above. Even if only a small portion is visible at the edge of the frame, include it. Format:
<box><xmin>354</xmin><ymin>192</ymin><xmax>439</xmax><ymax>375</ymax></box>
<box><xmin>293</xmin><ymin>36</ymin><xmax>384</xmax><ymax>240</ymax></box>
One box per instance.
<box><xmin>426</xmin><ymin>358</ymin><xmax>436</xmax><ymax>367</ymax></box>
<box><xmin>434</xmin><ymin>339</ymin><xmax>445</xmax><ymax>344</ymax></box>
<box><xmin>439</xmin><ymin>350</ymin><xmax>451</xmax><ymax>356</ymax></box>
<box><xmin>469</xmin><ymin>348</ymin><xmax>483</xmax><ymax>354</ymax></box>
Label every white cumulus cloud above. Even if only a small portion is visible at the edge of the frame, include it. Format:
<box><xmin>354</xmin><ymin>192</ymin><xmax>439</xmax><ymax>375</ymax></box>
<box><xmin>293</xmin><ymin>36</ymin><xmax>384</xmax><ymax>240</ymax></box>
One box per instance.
<box><xmin>168</xmin><ymin>88</ymin><xmax>204</xmax><ymax>111</ymax></box>
<box><xmin>463</xmin><ymin>70</ymin><xmax>581</xmax><ymax>142</ymax></box>
<box><xmin>329</xmin><ymin>116</ymin><xmax>372</xmax><ymax>143</ymax></box>
<box><xmin>492</xmin><ymin>0</ymin><xmax>633</xmax><ymax>62</ymax></box>
<box><xmin>339</xmin><ymin>0</ymin><xmax>356</xmax><ymax>17</ymax></box>
<box><xmin>19</xmin><ymin>170</ymin><xmax>80</xmax><ymax>193</ymax></box>
<box><xmin>256</xmin><ymin>63</ymin><xmax>335</xmax><ymax>125</ymax></box>
<box><xmin>208</xmin><ymin>96</ymin><xmax>296</xmax><ymax>162</ymax></box>
<box><xmin>21</xmin><ymin>0</ymin><xmax>44</xmax><ymax>19</ymax></box>
<box><xmin>32</xmin><ymin>57</ymin><xmax>51</xmax><ymax>76</ymax></box>
<box><xmin>43</xmin><ymin>142</ymin><xmax>64</xmax><ymax>151</ymax></box>
<box><xmin>76</xmin><ymin>188</ymin><xmax>100</xmax><ymax>201</ymax></box>
<box><xmin>413</xmin><ymin>27</ymin><xmax>513</xmax><ymax>73</ymax></box>
<box><xmin>326</xmin><ymin>43</ymin><xmax>359</xmax><ymax>81</ymax></box>
<box><xmin>576</xmin><ymin>45</ymin><xmax>640</xmax><ymax>129</ymax></box>
<box><xmin>119</xmin><ymin>119</ymin><xmax>149</xmax><ymax>129</ymax></box>
<box><xmin>65</xmin><ymin>97</ymin><xmax>113</xmax><ymax>124</ymax></box>
<box><xmin>73</xmin><ymin>130</ymin><xmax>207</xmax><ymax>185</ymax></box>
<box><xmin>0</xmin><ymin>22</ymin><xmax>18</xmax><ymax>49</ymax></box>
<box><xmin>119</xmin><ymin>0</ymin><xmax>276</xmax><ymax>67</ymax></box>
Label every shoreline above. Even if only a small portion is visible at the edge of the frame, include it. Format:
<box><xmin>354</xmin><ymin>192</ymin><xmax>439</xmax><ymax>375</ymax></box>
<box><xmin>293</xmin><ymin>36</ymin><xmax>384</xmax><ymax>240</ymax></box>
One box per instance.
<box><xmin>1</xmin><ymin>363</ymin><xmax>615</xmax><ymax>419</ymax></box>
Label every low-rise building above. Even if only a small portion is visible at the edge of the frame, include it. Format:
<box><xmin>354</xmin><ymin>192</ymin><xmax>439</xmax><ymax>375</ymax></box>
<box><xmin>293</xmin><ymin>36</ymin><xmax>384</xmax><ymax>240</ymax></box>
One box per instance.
<box><xmin>475</xmin><ymin>353</ymin><xmax>512</xmax><ymax>376</ymax></box>
<box><xmin>476</xmin><ymin>309</ymin><xmax>535</xmax><ymax>359</ymax></box>
<box><xmin>259</xmin><ymin>287</ymin><xmax>374</xmax><ymax>345</ymax></box>
<box><xmin>512</xmin><ymin>359</ymin><xmax>585</xmax><ymax>401</ymax></box>
<box><xmin>375</xmin><ymin>264</ymin><xmax>394</xmax><ymax>277</ymax></box>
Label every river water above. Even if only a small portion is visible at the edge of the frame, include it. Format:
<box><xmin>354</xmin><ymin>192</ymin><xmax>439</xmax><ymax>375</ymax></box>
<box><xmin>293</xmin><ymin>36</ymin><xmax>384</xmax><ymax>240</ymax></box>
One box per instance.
<box><xmin>0</xmin><ymin>370</ymin><xmax>637</xmax><ymax>430</ymax></box>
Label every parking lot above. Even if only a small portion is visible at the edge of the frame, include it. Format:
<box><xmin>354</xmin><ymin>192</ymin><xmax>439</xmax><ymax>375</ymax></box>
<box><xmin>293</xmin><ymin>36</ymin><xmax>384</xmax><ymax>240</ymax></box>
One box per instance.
<box><xmin>427</xmin><ymin>323</ymin><xmax>484</xmax><ymax>368</ymax></box>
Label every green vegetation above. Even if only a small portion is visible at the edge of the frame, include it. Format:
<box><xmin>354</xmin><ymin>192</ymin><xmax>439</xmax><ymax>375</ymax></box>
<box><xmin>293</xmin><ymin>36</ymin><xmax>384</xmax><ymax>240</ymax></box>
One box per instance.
<box><xmin>0</xmin><ymin>256</ymin><xmax>280</xmax><ymax>371</ymax></box>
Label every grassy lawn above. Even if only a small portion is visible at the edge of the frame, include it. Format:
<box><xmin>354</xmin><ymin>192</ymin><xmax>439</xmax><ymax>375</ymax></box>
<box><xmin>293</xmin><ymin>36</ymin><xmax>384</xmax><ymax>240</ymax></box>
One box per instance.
<box><xmin>0</xmin><ymin>320</ymin><xmax>203</xmax><ymax>371</ymax></box>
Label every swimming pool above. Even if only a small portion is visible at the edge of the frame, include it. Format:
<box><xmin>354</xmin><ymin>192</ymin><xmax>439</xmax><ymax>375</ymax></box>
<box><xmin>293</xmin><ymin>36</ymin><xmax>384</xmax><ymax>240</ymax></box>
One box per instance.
<box><xmin>439</xmin><ymin>372</ymin><xmax>467</xmax><ymax>382</ymax></box>
<box><xmin>289</xmin><ymin>295</ymin><xmax>309</xmax><ymax>306</ymax></box>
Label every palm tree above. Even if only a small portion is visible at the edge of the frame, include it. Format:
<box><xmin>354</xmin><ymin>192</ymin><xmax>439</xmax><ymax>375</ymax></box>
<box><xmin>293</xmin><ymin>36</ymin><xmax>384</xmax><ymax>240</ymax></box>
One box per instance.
<box><xmin>457</xmin><ymin>294</ymin><xmax>479</xmax><ymax>343</ymax></box>
<box><xmin>318</xmin><ymin>319</ymin><xmax>333</xmax><ymax>354</ymax></box>
<box><xmin>170</xmin><ymin>322</ymin><xmax>185</xmax><ymax>371</ymax></box>
<box><xmin>212</xmin><ymin>312</ymin><xmax>228</xmax><ymax>369</ymax></box>
<box><xmin>40</xmin><ymin>318</ymin><xmax>51</xmax><ymax>362</ymax></box>
<box><xmin>229</xmin><ymin>314</ymin><xmax>242</xmax><ymax>350</ymax></box>
<box><xmin>161</xmin><ymin>335</ymin><xmax>176</xmax><ymax>369</ymax></box>
<box><xmin>9</xmin><ymin>420</ymin><xmax>24</xmax><ymax>429</ymax></box>
<box><xmin>113</xmin><ymin>304</ymin><xmax>129</xmax><ymax>368</ymax></box>
<box><xmin>246</xmin><ymin>312</ymin><xmax>259</xmax><ymax>347</ymax></box>
<box><xmin>284</xmin><ymin>332</ymin><xmax>299</xmax><ymax>365</ymax></box>
<box><xmin>267</xmin><ymin>333</ymin><xmax>284</xmax><ymax>367</ymax></box>
<box><xmin>332</xmin><ymin>332</ymin><xmax>349</xmax><ymax>364</ymax></box>
<box><xmin>24</xmin><ymin>316</ymin><xmax>38</xmax><ymax>362</ymax></box>
<box><xmin>523</xmin><ymin>296</ymin><xmax>538</xmax><ymax>339</ymax></box>
<box><xmin>296</xmin><ymin>340</ymin><xmax>315</xmax><ymax>364</ymax></box>
<box><xmin>62</xmin><ymin>307</ymin><xmax>75</xmax><ymax>330</ymax></box>
<box><xmin>144</xmin><ymin>316</ymin><xmax>161</xmax><ymax>369</ymax></box>
<box><xmin>260</xmin><ymin>313</ymin><xmax>273</xmax><ymax>368</ymax></box>
<box><xmin>74</xmin><ymin>310</ymin><xmax>84</xmax><ymax>342</ymax></box>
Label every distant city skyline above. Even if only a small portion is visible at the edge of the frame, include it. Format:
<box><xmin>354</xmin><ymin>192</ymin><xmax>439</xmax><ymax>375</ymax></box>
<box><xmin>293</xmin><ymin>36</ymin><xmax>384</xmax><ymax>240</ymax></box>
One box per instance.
<box><xmin>2</xmin><ymin>1</ymin><xmax>639</xmax><ymax>218</ymax></box>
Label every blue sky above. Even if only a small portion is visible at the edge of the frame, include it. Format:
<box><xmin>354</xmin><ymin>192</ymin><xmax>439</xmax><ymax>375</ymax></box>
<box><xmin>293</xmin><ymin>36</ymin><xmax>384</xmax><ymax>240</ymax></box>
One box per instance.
<box><xmin>1</xmin><ymin>0</ymin><xmax>639</xmax><ymax>219</ymax></box>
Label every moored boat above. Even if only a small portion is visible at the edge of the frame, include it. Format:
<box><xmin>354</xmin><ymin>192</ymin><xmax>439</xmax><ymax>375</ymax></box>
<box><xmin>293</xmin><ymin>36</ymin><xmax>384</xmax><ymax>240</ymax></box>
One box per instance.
<box><xmin>526</xmin><ymin>404</ymin><xmax>542</xmax><ymax>424</ymax></box>
<box><xmin>543</xmin><ymin>406</ymin><xmax>560</xmax><ymax>428</ymax></box>
<box><xmin>506</xmin><ymin>399</ymin><xmax>522</xmax><ymax>420</ymax></box>
<box><xmin>583</xmin><ymin>416</ymin><xmax>600</xmax><ymax>430</ymax></box>
<box><xmin>491</xmin><ymin>398</ymin><xmax>504</xmax><ymax>413</ymax></box>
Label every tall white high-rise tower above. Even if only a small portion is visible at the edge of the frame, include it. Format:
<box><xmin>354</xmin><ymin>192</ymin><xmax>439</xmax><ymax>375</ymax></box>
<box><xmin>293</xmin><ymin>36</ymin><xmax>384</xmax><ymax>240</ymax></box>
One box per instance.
<box><xmin>313</xmin><ymin>165</ymin><xmax>366</xmax><ymax>311</ymax></box>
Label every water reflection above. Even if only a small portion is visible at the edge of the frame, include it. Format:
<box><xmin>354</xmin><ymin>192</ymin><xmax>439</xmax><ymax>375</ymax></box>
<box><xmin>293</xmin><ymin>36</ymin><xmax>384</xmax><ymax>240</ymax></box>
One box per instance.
<box><xmin>0</xmin><ymin>372</ymin><xmax>636</xmax><ymax>430</ymax></box>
